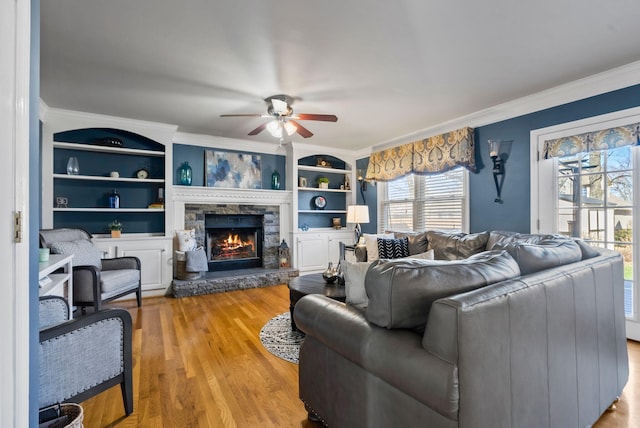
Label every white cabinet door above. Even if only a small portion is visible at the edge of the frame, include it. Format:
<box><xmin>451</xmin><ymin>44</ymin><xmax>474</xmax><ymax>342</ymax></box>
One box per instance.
<box><xmin>94</xmin><ymin>238</ymin><xmax>172</xmax><ymax>291</ymax></box>
<box><xmin>328</xmin><ymin>230</ymin><xmax>354</xmax><ymax>265</ymax></box>
<box><xmin>296</xmin><ymin>233</ymin><xmax>328</xmax><ymax>272</ymax></box>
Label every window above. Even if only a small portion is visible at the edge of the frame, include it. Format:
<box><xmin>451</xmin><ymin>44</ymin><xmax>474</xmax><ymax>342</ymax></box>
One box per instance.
<box><xmin>379</xmin><ymin>167</ymin><xmax>467</xmax><ymax>232</ymax></box>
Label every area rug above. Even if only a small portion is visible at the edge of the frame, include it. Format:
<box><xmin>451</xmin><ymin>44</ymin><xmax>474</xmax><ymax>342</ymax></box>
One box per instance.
<box><xmin>259</xmin><ymin>312</ymin><xmax>304</xmax><ymax>364</ymax></box>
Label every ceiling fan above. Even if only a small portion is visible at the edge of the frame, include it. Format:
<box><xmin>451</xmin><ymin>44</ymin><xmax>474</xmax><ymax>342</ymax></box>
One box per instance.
<box><xmin>220</xmin><ymin>94</ymin><xmax>338</xmax><ymax>140</ymax></box>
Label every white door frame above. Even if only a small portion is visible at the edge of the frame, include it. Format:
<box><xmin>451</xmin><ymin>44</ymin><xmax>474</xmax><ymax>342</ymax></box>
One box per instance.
<box><xmin>530</xmin><ymin>106</ymin><xmax>640</xmax><ymax>340</ymax></box>
<box><xmin>0</xmin><ymin>0</ymin><xmax>31</xmax><ymax>426</ymax></box>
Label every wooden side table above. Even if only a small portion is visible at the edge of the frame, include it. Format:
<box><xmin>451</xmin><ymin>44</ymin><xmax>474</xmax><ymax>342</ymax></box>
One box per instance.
<box><xmin>288</xmin><ymin>273</ymin><xmax>346</xmax><ymax>331</ymax></box>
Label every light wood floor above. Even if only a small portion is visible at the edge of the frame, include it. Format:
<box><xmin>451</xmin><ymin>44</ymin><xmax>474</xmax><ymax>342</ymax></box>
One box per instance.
<box><xmin>81</xmin><ymin>284</ymin><xmax>640</xmax><ymax>427</ymax></box>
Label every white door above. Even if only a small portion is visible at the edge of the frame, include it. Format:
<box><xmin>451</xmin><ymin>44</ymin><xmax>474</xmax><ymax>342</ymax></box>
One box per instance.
<box><xmin>531</xmin><ymin>107</ymin><xmax>640</xmax><ymax>340</ymax></box>
<box><xmin>1</xmin><ymin>0</ymin><xmax>31</xmax><ymax>425</ymax></box>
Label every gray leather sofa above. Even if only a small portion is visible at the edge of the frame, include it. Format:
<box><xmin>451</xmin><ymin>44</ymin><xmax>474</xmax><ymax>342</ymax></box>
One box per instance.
<box><xmin>294</xmin><ymin>231</ymin><xmax>628</xmax><ymax>427</ymax></box>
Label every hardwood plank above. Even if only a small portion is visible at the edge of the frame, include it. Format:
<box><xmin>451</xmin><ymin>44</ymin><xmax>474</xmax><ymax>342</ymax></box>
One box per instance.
<box><xmin>79</xmin><ymin>284</ymin><xmax>640</xmax><ymax>427</ymax></box>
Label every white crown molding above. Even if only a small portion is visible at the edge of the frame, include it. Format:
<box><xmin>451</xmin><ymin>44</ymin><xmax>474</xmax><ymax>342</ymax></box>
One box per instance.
<box><xmin>39</xmin><ymin>98</ymin><xmax>50</xmax><ymax>122</ymax></box>
<box><xmin>42</xmin><ymin>107</ymin><xmax>178</xmax><ymax>144</ymax></box>
<box><xmin>172</xmin><ymin>186</ymin><xmax>292</xmax><ymax>205</ymax></box>
<box><xmin>372</xmin><ymin>60</ymin><xmax>640</xmax><ymax>152</ymax></box>
<box><xmin>173</xmin><ymin>131</ymin><xmax>288</xmax><ymax>156</ymax></box>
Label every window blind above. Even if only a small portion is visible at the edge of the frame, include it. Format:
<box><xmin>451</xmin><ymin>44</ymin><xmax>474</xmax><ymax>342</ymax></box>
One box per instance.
<box><xmin>379</xmin><ymin>168</ymin><xmax>465</xmax><ymax>232</ymax></box>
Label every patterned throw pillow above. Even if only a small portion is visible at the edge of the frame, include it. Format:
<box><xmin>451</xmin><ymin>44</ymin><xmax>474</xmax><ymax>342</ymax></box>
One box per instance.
<box><xmin>50</xmin><ymin>239</ymin><xmax>102</xmax><ymax>269</ymax></box>
<box><xmin>363</xmin><ymin>233</ymin><xmax>394</xmax><ymax>261</ymax></box>
<box><xmin>176</xmin><ymin>229</ymin><xmax>197</xmax><ymax>251</ymax></box>
<box><xmin>377</xmin><ymin>237</ymin><xmax>410</xmax><ymax>259</ymax></box>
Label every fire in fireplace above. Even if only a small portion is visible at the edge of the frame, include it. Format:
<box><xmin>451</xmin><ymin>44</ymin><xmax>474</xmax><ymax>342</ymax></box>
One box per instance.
<box><xmin>205</xmin><ymin>214</ymin><xmax>264</xmax><ymax>271</ymax></box>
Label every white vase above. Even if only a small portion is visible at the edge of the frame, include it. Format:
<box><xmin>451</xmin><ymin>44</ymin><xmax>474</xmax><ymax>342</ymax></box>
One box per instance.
<box><xmin>319</xmin><ymin>182</ymin><xmax>328</xmax><ymax>189</ymax></box>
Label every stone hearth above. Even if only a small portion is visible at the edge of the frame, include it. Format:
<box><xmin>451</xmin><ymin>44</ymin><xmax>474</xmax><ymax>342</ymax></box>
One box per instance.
<box><xmin>172</xmin><ymin>267</ymin><xmax>299</xmax><ymax>298</ymax></box>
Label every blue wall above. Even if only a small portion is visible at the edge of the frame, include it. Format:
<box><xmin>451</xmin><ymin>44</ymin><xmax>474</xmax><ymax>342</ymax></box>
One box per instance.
<box><xmin>30</xmin><ymin>0</ymin><xmax>40</xmax><ymax>425</ymax></box>
<box><xmin>173</xmin><ymin>144</ymin><xmax>286</xmax><ymax>189</ymax></box>
<box><xmin>355</xmin><ymin>157</ymin><xmax>377</xmax><ymax>234</ymax></box>
<box><xmin>470</xmin><ymin>84</ymin><xmax>640</xmax><ymax>233</ymax></box>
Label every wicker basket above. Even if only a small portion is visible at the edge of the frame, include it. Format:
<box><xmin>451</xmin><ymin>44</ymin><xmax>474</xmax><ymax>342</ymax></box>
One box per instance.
<box><xmin>175</xmin><ymin>251</ymin><xmax>202</xmax><ymax>280</ymax></box>
<box><xmin>39</xmin><ymin>403</ymin><xmax>84</xmax><ymax>428</ymax></box>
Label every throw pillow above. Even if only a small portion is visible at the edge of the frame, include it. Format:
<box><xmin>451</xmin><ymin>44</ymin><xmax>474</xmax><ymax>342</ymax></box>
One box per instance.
<box><xmin>377</xmin><ymin>237</ymin><xmax>410</xmax><ymax>259</ymax></box>
<box><xmin>50</xmin><ymin>239</ymin><xmax>102</xmax><ymax>269</ymax></box>
<box><xmin>426</xmin><ymin>230</ymin><xmax>489</xmax><ymax>260</ymax></box>
<box><xmin>365</xmin><ymin>250</ymin><xmax>521</xmax><ymax>331</ymax></box>
<box><xmin>176</xmin><ymin>229</ymin><xmax>197</xmax><ymax>251</ymax></box>
<box><xmin>404</xmin><ymin>249</ymin><xmax>434</xmax><ymax>260</ymax></box>
<box><xmin>389</xmin><ymin>231</ymin><xmax>429</xmax><ymax>255</ymax></box>
<box><xmin>343</xmin><ymin>260</ymin><xmax>373</xmax><ymax>306</ymax></box>
<box><xmin>363</xmin><ymin>233</ymin><xmax>394</xmax><ymax>261</ymax></box>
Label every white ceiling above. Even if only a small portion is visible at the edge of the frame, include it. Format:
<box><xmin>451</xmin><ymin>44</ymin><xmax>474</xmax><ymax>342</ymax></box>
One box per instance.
<box><xmin>40</xmin><ymin>0</ymin><xmax>640</xmax><ymax>151</ymax></box>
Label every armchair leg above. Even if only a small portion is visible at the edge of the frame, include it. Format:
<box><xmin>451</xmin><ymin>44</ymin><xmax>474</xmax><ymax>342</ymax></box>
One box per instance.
<box><xmin>121</xmin><ymin>378</ymin><xmax>134</xmax><ymax>415</ymax></box>
<box><xmin>136</xmin><ymin>289</ymin><xmax>142</xmax><ymax>307</ymax></box>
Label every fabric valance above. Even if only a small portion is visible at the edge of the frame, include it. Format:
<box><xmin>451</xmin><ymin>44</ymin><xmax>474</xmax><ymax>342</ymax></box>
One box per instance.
<box><xmin>365</xmin><ymin>127</ymin><xmax>475</xmax><ymax>182</ymax></box>
<box><xmin>543</xmin><ymin>123</ymin><xmax>640</xmax><ymax>159</ymax></box>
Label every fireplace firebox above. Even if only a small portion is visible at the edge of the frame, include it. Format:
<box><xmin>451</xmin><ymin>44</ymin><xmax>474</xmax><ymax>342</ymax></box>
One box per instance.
<box><xmin>205</xmin><ymin>214</ymin><xmax>264</xmax><ymax>271</ymax></box>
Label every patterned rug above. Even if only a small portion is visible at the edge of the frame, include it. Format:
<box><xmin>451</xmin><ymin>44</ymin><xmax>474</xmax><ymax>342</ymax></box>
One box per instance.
<box><xmin>259</xmin><ymin>312</ymin><xmax>304</xmax><ymax>364</ymax></box>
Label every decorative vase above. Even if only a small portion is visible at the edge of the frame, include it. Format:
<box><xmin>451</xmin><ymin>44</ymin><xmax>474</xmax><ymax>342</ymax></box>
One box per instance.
<box><xmin>271</xmin><ymin>170</ymin><xmax>281</xmax><ymax>190</ymax></box>
<box><xmin>109</xmin><ymin>189</ymin><xmax>120</xmax><ymax>208</ymax></box>
<box><xmin>179</xmin><ymin>161</ymin><xmax>193</xmax><ymax>186</ymax></box>
<box><xmin>319</xmin><ymin>182</ymin><xmax>329</xmax><ymax>189</ymax></box>
<box><xmin>111</xmin><ymin>230</ymin><xmax>121</xmax><ymax>238</ymax></box>
<box><xmin>322</xmin><ymin>262</ymin><xmax>337</xmax><ymax>284</ymax></box>
<box><xmin>66</xmin><ymin>156</ymin><xmax>79</xmax><ymax>175</ymax></box>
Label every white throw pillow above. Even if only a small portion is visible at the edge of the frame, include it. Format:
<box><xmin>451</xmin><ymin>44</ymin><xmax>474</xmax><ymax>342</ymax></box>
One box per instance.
<box><xmin>404</xmin><ymin>249</ymin><xmax>435</xmax><ymax>260</ymax></box>
<box><xmin>50</xmin><ymin>239</ymin><xmax>102</xmax><ymax>269</ymax></box>
<box><xmin>343</xmin><ymin>260</ymin><xmax>373</xmax><ymax>306</ymax></box>
<box><xmin>176</xmin><ymin>229</ymin><xmax>197</xmax><ymax>251</ymax></box>
<box><xmin>363</xmin><ymin>233</ymin><xmax>393</xmax><ymax>261</ymax></box>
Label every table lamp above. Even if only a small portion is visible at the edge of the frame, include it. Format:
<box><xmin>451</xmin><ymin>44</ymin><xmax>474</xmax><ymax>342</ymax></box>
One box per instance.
<box><xmin>346</xmin><ymin>205</ymin><xmax>370</xmax><ymax>245</ymax></box>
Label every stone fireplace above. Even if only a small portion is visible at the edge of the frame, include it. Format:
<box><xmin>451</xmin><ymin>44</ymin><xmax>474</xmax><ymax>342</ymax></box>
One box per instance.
<box><xmin>171</xmin><ymin>187</ymin><xmax>296</xmax><ymax>297</ymax></box>
<box><xmin>184</xmin><ymin>204</ymin><xmax>279</xmax><ymax>270</ymax></box>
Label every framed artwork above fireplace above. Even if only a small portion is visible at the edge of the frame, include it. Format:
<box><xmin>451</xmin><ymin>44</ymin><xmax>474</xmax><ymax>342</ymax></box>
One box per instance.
<box><xmin>205</xmin><ymin>150</ymin><xmax>262</xmax><ymax>189</ymax></box>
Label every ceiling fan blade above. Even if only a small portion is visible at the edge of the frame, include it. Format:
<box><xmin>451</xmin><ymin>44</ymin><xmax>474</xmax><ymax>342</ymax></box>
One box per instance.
<box><xmin>293</xmin><ymin>113</ymin><xmax>338</xmax><ymax>122</ymax></box>
<box><xmin>289</xmin><ymin>120</ymin><xmax>314</xmax><ymax>138</ymax></box>
<box><xmin>220</xmin><ymin>113</ymin><xmax>264</xmax><ymax>118</ymax></box>
<box><xmin>248</xmin><ymin>122</ymin><xmax>268</xmax><ymax>136</ymax></box>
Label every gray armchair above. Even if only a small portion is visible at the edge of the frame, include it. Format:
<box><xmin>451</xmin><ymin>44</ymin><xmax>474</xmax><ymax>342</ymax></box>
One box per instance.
<box><xmin>39</xmin><ymin>296</ymin><xmax>133</xmax><ymax>415</ymax></box>
<box><xmin>39</xmin><ymin>228</ymin><xmax>142</xmax><ymax>312</ymax></box>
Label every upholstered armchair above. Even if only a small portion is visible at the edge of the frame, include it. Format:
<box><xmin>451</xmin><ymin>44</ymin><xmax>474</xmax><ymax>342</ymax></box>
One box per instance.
<box><xmin>39</xmin><ymin>296</ymin><xmax>133</xmax><ymax>415</ymax></box>
<box><xmin>39</xmin><ymin>228</ymin><xmax>142</xmax><ymax>312</ymax></box>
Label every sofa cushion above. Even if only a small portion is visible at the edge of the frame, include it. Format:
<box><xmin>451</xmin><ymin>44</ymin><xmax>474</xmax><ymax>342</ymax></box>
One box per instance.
<box><xmin>426</xmin><ymin>230</ymin><xmax>489</xmax><ymax>260</ymax></box>
<box><xmin>389</xmin><ymin>231</ymin><xmax>429</xmax><ymax>255</ymax></box>
<box><xmin>363</xmin><ymin>233</ymin><xmax>394</xmax><ymax>261</ymax></box>
<box><xmin>100</xmin><ymin>269</ymin><xmax>140</xmax><ymax>293</ymax></box>
<box><xmin>491</xmin><ymin>237</ymin><xmax>582</xmax><ymax>275</ymax></box>
<box><xmin>50</xmin><ymin>239</ymin><xmax>102</xmax><ymax>269</ymax></box>
<box><xmin>365</xmin><ymin>250</ymin><xmax>520</xmax><ymax>331</ymax></box>
<box><xmin>486</xmin><ymin>230</ymin><xmax>558</xmax><ymax>250</ymax></box>
<box><xmin>377</xmin><ymin>237</ymin><xmax>409</xmax><ymax>259</ymax></box>
<box><xmin>343</xmin><ymin>250</ymin><xmax>435</xmax><ymax>308</ymax></box>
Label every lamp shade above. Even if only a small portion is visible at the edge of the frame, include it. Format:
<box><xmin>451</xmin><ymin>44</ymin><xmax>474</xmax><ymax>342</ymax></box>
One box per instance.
<box><xmin>346</xmin><ymin>205</ymin><xmax>370</xmax><ymax>224</ymax></box>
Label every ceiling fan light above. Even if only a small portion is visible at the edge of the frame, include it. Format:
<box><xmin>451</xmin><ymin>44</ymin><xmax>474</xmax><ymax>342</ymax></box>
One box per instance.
<box><xmin>284</xmin><ymin>121</ymin><xmax>297</xmax><ymax>136</ymax></box>
<box><xmin>266</xmin><ymin>120</ymin><xmax>283</xmax><ymax>138</ymax></box>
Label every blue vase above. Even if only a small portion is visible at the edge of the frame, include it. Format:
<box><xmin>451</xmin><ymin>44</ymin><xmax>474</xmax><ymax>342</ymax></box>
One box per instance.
<box><xmin>179</xmin><ymin>162</ymin><xmax>192</xmax><ymax>186</ymax></box>
<box><xmin>271</xmin><ymin>170</ymin><xmax>281</xmax><ymax>190</ymax></box>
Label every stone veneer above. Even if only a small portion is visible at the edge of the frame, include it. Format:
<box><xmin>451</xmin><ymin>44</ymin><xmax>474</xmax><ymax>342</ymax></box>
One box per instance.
<box><xmin>184</xmin><ymin>203</ymin><xmax>280</xmax><ymax>269</ymax></box>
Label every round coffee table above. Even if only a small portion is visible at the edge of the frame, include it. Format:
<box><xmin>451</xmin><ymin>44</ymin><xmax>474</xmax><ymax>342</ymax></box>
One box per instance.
<box><xmin>288</xmin><ymin>273</ymin><xmax>346</xmax><ymax>331</ymax></box>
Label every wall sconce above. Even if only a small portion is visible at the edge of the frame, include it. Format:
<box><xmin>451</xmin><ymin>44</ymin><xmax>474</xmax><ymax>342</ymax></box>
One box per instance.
<box><xmin>488</xmin><ymin>139</ymin><xmax>505</xmax><ymax>203</ymax></box>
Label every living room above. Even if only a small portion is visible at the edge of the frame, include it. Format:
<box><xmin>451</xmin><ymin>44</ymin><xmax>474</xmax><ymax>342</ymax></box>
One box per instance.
<box><xmin>3</xmin><ymin>1</ymin><xmax>640</xmax><ymax>427</ymax></box>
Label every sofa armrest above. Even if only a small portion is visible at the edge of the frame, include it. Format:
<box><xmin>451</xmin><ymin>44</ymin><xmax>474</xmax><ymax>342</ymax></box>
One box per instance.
<box><xmin>102</xmin><ymin>256</ymin><xmax>140</xmax><ymax>271</ymax></box>
<box><xmin>295</xmin><ymin>295</ymin><xmax>460</xmax><ymax>419</ymax></box>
